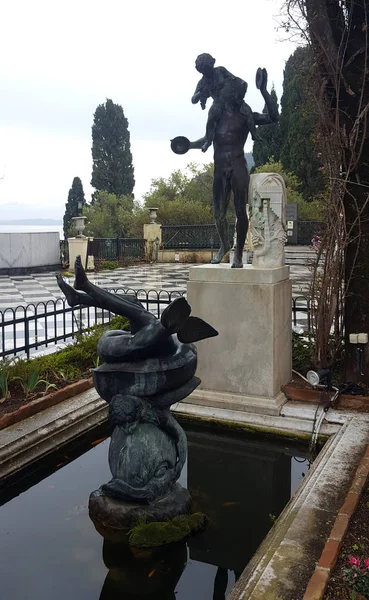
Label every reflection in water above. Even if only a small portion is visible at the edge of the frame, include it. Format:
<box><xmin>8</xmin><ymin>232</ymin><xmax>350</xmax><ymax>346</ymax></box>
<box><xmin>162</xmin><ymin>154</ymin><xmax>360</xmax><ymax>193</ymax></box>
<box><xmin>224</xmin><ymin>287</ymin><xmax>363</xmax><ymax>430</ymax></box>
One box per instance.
<box><xmin>0</xmin><ymin>423</ymin><xmax>309</xmax><ymax>600</ymax></box>
<box><xmin>187</xmin><ymin>428</ymin><xmax>292</xmax><ymax>573</ymax></box>
<box><xmin>213</xmin><ymin>567</ymin><xmax>241</xmax><ymax>600</ymax></box>
<box><xmin>100</xmin><ymin>540</ymin><xmax>187</xmax><ymax>599</ymax></box>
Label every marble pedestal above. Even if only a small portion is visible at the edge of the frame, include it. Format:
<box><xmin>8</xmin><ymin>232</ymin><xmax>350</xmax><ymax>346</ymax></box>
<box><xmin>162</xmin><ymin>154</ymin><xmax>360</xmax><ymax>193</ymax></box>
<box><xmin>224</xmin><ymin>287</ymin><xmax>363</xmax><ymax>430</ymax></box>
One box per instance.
<box><xmin>68</xmin><ymin>237</ymin><xmax>89</xmax><ymax>271</ymax></box>
<box><xmin>186</xmin><ymin>264</ymin><xmax>292</xmax><ymax>415</ymax></box>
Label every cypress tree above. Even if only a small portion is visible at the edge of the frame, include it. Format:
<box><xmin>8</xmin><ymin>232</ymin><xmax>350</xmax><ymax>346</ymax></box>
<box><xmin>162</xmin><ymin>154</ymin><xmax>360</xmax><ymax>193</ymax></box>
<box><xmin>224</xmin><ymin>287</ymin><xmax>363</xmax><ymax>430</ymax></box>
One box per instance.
<box><xmin>91</xmin><ymin>99</ymin><xmax>135</xmax><ymax>198</ymax></box>
<box><xmin>63</xmin><ymin>177</ymin><xmax>86</xmax><ymax>239</ymax></box>
<box><xmin>280</xmin><ymin>47</ymin><xmax>324</xmax><ymax>200</ymax></box>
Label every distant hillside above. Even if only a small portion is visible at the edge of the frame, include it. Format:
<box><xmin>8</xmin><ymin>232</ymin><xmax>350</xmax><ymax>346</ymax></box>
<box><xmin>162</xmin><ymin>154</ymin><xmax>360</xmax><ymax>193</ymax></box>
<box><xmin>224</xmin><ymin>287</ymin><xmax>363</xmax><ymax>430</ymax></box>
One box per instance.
<box><xmin>0</xmin><ymin>202</ymin><xmax>63</xmax><ymax>221</ymax></box>
<box><xmin>0</xmin><ymin>219</ymin><xmax>62</xmax><ymax>225</ymax></box>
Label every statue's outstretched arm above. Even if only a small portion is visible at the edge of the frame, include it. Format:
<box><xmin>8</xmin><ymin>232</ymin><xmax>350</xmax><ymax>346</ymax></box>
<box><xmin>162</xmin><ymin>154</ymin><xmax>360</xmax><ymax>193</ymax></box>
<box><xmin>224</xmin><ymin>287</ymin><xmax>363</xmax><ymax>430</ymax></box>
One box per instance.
<box><xmin>189</xmin><ymin>136</ymin><xmax>207</xmax><ymax>150</ymax></box>
<box><xmin>253</xmin><ymin>68</ymin><xmax>279</xmax><ymax>126</ymax></box>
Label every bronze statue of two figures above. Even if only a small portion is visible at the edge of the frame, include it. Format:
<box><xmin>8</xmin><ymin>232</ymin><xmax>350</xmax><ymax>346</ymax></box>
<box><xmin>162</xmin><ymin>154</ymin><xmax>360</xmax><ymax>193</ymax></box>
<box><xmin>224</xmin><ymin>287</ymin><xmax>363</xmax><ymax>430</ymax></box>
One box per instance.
<box><xmin>171</xmin><ymin>53</ymin><xmax>279</xmax><ymax>268</ymax></box>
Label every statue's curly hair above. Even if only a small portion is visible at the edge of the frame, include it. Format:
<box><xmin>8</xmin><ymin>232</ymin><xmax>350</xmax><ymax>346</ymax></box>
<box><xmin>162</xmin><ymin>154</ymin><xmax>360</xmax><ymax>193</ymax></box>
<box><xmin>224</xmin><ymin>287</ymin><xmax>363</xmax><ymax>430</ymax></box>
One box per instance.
<box><xmin>195</xmin><ymin>53</ymin><xmax>216</xmax><ymax>71</ymax></box>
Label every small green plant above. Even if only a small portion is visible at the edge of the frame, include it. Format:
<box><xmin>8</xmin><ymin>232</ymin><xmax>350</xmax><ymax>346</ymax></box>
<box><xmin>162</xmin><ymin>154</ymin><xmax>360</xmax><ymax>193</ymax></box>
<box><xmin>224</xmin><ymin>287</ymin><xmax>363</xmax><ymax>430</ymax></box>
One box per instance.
<box><xmin>62</xmin><ymin>271</ymin><xmax>74</xmax><ymax>278</ymax></box>
<box><xmin>52</xmin><ymin>369</ymin><xmax>69</xmax><ymax>382</ymax></box>
<box><xmin>15</xmin><ymin>372</ymin><xmax>57</xmax><ymax>399</ymax></box>
<box><xmin>0</xmin><ymin>361</ymin><xmax>11</xmax><ymax>403</ymax></box>
<box><xmin>343</xmin><ymin>555</ymin><xmax>369</xmax><ymax>597</ymax></box>
<box><xmin>269</xmin><ymin>514</ymin><xmax>277</xmax><ymax>524</ymax></box>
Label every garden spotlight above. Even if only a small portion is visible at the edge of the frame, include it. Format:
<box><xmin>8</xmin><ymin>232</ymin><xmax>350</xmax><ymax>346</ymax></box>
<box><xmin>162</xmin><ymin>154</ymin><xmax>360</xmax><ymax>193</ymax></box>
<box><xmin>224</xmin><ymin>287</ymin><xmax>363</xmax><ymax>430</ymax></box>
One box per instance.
<box><xmin>306</xmin><ymin>369</ymin><xmax>332</xmax><ymax>390</ymax></box>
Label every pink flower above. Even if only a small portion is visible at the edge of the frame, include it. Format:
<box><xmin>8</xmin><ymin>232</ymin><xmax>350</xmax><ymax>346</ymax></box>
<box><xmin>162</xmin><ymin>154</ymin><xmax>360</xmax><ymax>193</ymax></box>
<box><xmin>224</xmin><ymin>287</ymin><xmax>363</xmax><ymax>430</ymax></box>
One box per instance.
<box><xmin>363</xmin><ymin>558</ymin><xmax>369</xmax><ymax>570</ymax></box>
<box><xmin>349</xmin><ymin>556</ymin><xmax>361</xmax><ymax>568</ymax></box>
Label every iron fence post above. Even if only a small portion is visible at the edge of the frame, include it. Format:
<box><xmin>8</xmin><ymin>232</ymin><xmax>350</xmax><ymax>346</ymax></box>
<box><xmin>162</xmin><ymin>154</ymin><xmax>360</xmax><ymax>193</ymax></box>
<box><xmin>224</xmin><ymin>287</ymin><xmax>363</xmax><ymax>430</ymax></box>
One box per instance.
<box><xmin>24</xmin><ymin>318</ymin><xmax>30</xmax><ymax>359</ymax></box>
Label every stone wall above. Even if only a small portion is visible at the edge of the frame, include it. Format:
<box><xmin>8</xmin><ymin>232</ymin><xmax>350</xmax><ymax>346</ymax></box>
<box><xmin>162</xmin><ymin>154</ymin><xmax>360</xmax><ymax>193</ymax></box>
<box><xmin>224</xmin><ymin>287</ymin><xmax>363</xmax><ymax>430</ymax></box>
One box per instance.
<box><xmin>0</xmin><ymin>232</ymin><xmax>60</xmax><ymax>274</ymax></box>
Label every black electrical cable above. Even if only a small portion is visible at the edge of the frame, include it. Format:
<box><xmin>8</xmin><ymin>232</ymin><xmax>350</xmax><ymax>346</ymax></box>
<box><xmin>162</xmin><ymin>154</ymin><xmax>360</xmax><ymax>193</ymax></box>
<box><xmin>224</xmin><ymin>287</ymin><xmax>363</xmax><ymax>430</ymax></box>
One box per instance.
<box><xmin>309</xmin><ymin>389</ymin><xmax>324</xmax><ymax>457</ymax></box>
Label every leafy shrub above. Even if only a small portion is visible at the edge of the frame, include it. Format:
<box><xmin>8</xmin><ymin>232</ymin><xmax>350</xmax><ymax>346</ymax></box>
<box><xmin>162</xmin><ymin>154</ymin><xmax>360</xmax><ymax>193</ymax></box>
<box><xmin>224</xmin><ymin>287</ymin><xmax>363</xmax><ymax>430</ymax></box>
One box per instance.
<box><xmin>109</xmin><ymin>315</ymin><xmax>130</xmax><ymax>330</ymax></box>
<box><xmin>292</xmin><ymin>332</ymin><xmax>315</xmax><ymax>374</ymax></box>
<box><xmin>100</xmin><ymin>260</ymin><xmax>119</xmax><ymax>270</ymax></box>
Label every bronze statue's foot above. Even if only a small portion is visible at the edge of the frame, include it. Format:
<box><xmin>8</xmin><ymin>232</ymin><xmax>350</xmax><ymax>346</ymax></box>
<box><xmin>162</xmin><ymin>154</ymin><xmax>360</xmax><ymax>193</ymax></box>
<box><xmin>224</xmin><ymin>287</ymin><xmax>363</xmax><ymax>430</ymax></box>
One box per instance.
<box><xmin>56</xmin><ymin>273</ymin><xmax>81</xmax><ymax>306</ymax></box>
<box><xmin>231</xmin><ymin>255</ymin><xmax>244</xmax><ymax>268</ymax></box>
<box><xmin>74</xmin><ymin>255</ymin><xmax>88</xmax><ymax>291</ymax></box>
<box><xmin>201</xmin><ymin>140</ymin><xmax>211</xmax><ymax>153</ymax></box>
<box><xmin>210</xmin><ymin>246</ymin><xmax>231</xmax><ymax>264</ymax></box>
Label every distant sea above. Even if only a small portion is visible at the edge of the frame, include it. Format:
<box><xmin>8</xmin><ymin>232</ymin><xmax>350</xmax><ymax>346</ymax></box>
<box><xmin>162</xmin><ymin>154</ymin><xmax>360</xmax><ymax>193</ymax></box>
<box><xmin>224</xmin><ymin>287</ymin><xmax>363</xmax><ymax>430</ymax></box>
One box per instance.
<box><xmin>0</xmin><ymin>224</ymin><xmax>64</xmax><ymax>238</ymax></box>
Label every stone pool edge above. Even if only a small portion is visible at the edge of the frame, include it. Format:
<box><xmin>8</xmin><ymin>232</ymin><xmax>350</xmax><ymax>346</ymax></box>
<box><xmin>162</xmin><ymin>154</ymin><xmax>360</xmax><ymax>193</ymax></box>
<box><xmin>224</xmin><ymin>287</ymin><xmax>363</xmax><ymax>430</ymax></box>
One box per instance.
<box><xmin>1</xmin><ymin>388</ymin><xmax>368</xmax><ymax>600</ymax></box>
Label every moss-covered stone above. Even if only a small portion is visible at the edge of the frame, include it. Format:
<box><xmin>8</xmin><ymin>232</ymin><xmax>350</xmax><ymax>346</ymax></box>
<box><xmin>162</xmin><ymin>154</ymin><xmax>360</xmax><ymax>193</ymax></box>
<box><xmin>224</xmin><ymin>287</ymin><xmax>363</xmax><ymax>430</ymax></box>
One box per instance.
<box><xmin>129</xmin><ymin>512</ymin><xmax>207</xmax><ymax>547</ymax></box>
<box><xmin>176</xmin><ymin>411</ymin><xmax>329</xmax><ymax>447</ymax></box>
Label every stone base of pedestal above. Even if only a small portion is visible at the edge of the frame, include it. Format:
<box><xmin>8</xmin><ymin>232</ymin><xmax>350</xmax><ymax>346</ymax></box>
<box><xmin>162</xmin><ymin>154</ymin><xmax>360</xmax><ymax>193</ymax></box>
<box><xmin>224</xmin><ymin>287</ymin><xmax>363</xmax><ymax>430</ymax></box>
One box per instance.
<box><xmin>187</xmin><ymin>264</ymin><xmax>292</xmax><ymax>415</ymax></box>
<box><xmin>186</xmin><ymin>389</ymin><xmax>287</xmax><ymax>416</ymax></box>
<box><xmin>89</xmin><ymin>483</ymin><xmax>192</xmax><ymax>541</ymax></box>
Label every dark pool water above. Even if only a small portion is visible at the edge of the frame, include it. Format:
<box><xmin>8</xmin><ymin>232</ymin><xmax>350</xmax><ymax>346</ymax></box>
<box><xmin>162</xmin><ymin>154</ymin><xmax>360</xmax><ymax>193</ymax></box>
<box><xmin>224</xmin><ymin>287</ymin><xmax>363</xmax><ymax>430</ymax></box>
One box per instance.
<box><xmin>0</xmin><ymin>423</ymin><xmax>310</xmax><ymax>600</ymax></box>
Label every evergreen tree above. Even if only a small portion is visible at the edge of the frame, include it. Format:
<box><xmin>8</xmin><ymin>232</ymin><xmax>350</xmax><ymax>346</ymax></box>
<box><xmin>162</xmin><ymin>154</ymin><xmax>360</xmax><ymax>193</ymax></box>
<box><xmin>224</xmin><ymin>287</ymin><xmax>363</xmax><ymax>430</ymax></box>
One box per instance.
<box><xmin>91</xmin><ymin>99</ymin><xmax>135</xmax><ymax>198</ymax></box>
<box><xmin>280</xmin><ymin>47</ymin><xmax>324</xmax><ymax>200</ymax></box>
<box><xmin>252</xmin><ymin>88</ymin><xmax>283</xmax><ymax>167</ymax></box>
<box><xmin>84</xmin><ymin>191</ymin><xmax>134</xmax><ymax>238</ymax></box>
<box><xmin>285</xmin><ymin>0</ymin><xmax>369</xmax><ymax>382</ymax></box>
<box><xmin>63</xmin><ymin>177</ymin><xmax>86</xmax><ymax>239</ymax></box>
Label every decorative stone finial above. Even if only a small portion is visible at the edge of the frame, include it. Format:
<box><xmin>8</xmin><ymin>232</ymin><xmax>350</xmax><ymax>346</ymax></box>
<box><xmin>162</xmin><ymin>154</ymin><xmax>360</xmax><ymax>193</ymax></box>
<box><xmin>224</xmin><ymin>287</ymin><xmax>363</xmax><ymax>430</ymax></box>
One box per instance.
<box><xmin>148</xmin><ymin>207</ymin><xmax>159</xmax><ymax>224</ymax></box>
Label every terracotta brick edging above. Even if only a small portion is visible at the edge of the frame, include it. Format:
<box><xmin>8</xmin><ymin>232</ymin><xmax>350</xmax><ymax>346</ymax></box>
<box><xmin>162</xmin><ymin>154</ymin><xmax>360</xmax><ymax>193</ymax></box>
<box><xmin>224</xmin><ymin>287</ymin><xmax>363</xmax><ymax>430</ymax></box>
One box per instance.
<box><xmin>283</xmin><ymin>384</ymin><xmax>369</xmax><ymax>411</ymax></box>
<box><xmin>303</xmin><ymin>445</ymin><xmax>369</xmax><ymax>600</ymax></box>
<box><xmin>0</xmin><ymin>378</ymin><xmax>94</xmax><ymax>430</ymax></box>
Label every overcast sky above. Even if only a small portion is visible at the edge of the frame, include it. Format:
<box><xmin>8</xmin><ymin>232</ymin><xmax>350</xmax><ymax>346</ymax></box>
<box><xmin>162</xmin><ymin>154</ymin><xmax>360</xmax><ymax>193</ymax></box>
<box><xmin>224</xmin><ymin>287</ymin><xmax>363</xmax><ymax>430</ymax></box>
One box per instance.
<box><xmin>0</xmin><ymin>0</ymin><xmax>296</xmax><ymax>220</ymax></box>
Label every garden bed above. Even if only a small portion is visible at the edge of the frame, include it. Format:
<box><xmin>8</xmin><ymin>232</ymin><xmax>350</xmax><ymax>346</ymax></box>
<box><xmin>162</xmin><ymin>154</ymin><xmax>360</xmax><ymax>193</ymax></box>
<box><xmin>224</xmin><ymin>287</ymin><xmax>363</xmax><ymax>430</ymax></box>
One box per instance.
<box><xmin>0</xmin><ymin>378</ymin><xmax>93</xmax><ymax>430</ymax></box>
<box><xmin>0</xmin><ymin>315</ymin><xmax>128</xmax><ymax>429</ymax></box>
<box><xmin>303</xmin><ymin>446</ymin><xmax>369</xmax><ymax>600</ymax></box>
<box><xmin>283</xmin><ymin>376</ymin><xmax>369</xmax><ymax>412</ymax></box>
<box><xmin>324</xmin><ymin>474</ymin><xmax>369</xmax><ymax>599</ymax></box>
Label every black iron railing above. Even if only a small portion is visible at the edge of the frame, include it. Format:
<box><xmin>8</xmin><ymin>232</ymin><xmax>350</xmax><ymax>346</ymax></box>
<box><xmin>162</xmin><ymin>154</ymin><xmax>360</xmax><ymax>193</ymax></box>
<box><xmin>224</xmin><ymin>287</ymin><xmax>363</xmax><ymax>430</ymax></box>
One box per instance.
<box><xmin>292</xmin><ymin>295</ymin><xmax>312</xmax><ymax>331</ymax></box>
<box><xmin>87</xmin><ymin>238</ymin><xmax>145</xmax><ymax>262</ymax></box>
<box><xmin>161</xmin><ymin>224</ymin><xmax>235</xmax><ymax>250</ymax></box>
<box><xmin>0</xmin><ymin>289</ymin><xmax>185</xmax><ymax>359</ymax></box>
<box><xmin>0</xmin><ymin>290</ymin><xmax>312</xmax><ymax>360</ymax></box>
<box><xmin>161</xmin><ymin>222</ymin><xmax>325</xmax><ymax>249</ymax></box>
